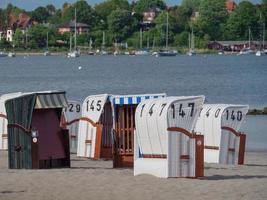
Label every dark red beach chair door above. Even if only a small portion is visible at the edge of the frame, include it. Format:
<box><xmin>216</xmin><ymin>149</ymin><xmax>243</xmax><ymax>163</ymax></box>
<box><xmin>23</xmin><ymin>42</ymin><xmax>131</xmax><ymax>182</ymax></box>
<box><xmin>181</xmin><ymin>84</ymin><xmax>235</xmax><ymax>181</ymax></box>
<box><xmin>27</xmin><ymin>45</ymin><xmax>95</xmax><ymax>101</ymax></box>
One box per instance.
<box><xmin>31</xmin><ymin>108</ymin><xmax>70</xmax><ymax>168</ymax></box>
<box><xmin>99</xmin><ymin>102</ymin><xmax>113</xmax><ymax>159</ymax></box>
<box><xmin>113</xmin><ymin>105</ymin><xmax>136</xmax><ymax>168</ymax></box>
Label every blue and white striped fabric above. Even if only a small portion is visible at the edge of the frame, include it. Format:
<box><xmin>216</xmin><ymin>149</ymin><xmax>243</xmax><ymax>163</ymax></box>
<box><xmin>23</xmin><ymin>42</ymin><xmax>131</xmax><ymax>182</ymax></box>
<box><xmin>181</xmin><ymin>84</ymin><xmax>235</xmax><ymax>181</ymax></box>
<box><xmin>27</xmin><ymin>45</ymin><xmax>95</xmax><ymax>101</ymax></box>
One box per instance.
<box><xmin>110</xmin><ymin>94</ymin><xmax>166</xmax><ymax>105</ymax></box>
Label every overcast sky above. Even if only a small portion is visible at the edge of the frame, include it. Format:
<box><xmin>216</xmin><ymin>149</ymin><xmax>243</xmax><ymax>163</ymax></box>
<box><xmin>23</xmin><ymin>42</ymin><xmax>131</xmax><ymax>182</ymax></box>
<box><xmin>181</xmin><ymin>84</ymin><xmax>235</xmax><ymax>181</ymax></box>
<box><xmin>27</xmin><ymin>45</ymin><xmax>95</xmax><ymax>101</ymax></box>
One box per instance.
<box><xmin>0</xmin><ymin>0</ymin><xmax>262</xmax><ymax>11</ymax></box>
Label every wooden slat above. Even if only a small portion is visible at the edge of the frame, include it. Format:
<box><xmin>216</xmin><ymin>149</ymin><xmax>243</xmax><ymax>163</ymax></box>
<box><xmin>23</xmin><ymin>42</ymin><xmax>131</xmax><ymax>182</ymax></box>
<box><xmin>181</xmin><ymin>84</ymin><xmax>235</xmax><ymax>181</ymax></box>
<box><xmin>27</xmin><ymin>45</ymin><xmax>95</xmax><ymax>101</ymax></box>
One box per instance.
<box><xmin>80</xmin><ymin>117</ymin><xmax>97</xmax><ymax>127</ymax></box>
<box><xmin>122</xmin><ymin>107</ymin><xmax>125</xmax><ymax>154</ymax></box>
<box><xmin>0</xmin><ymin>114</ymin><xmax>7</xmax><ymax>119</ymax></box>
<box><xmin>238</xmin><ymin>133</ymin><xmax>246</xmax><ymax>165</ymax></box>
<box><xmin>94</xmin><ymin>125</ymin><xmax>102</xmax><ymax>159</ymax></box>
<box><xmin>62</xmin><ymin>118</ymin><xmax>80</xmax><ymax>126</ymax></box>
<box><xmin>131</xmin><ymin>106</ymin><xmax>134</xmax><ymax>152</ymax></box>
<box><xmin>7</xmin><ymin>124</ymin><xmax>31</xmax><ymax>134</ymax></box>
<box><xmin>85</xmin><ymin>140</ymin><xmax>92</xmax><ymax>144</ymax></box>
<box><xmin>195</xmin><ymin>135</ymin><xmax>204</xmax><ymax>177</ymax></box>
<box><xmin>221</xmin><ymin>126</ymin><xmax>241</xmax><ymax>137</ymax></box>
<box><xmin>204</xmin><ymin>145</ymin><xmax>219</xmax><ymax>150</ymax></box>
<box><xmin>228</xmin><ymin>148</ymin><xmax>235</xmax><ymax>152</ymax></box>
<box><xmin>180</xmin><ymin>155</ymin><xmax>190</xmax><ymax>160</ymax></box>
<box><xmin>142</xmin><ymin>154</ymin><xmax>167</xmax><ymax>159</ymax></box>
<box><xmin>117</xmin><ymin>107</ymin><xmax>120</xmax><ymax>153</ymax></box>
<box><xmin>126</xmin><ymin>107</ymin><xmax>129</xmax><ymax>153</ymax></box>
<box><xmin>167</xmin><ymin>127</ymin><xmax>194</xmax><ymax>138</ymax></box>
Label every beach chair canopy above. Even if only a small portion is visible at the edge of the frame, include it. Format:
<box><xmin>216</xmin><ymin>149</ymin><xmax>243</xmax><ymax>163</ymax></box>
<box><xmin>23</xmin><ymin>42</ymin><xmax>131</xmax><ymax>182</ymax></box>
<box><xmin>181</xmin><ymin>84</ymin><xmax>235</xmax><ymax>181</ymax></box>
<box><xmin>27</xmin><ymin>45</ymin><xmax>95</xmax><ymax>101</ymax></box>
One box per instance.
<box><xmin>134</xmin><ymin>96</ymin><xmax>205</xmax><ymax>178</ymax></box>
<box><xmin>109</xmin><ymin>93</ymin><xmax>166</xmax><ymax>105</ymax></box>
<box><xmin>195</xmin><ymin>104</ymin><xmax>249</xmax><ymax>164</ymax></box>
<box><xmin>5</xmin><ymin>91</ymin><xmax>68</xmax><ymax>130</ymax></box>
<box><xmin>135</xmin><ymin>96</ymin><xmax>204</xmax><ymax>158</ymax></box>
<box><xmin>195</xmin><ymin>104</ymin><xmax>249</xmax><ymax>150</ymax></box>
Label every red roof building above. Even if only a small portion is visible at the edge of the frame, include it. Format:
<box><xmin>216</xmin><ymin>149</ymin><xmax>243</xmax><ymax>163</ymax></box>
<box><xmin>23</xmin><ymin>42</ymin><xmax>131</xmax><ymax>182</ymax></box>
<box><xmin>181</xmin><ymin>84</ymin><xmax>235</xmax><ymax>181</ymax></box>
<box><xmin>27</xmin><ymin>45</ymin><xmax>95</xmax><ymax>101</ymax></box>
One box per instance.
<box><xmin>226</xmin><ymin>0</ymin><xmax>237</xmax><ymax>13</ymax></box>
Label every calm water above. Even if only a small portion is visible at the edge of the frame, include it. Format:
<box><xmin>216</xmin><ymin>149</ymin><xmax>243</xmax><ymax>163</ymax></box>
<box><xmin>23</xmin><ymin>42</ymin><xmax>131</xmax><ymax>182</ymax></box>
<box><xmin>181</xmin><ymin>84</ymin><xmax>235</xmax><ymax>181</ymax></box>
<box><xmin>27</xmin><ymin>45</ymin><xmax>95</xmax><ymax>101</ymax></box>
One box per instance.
<box><xmin>0</xmin><ymin>54</ymin><xmax>266</xmax><ymax>151</ymax></box>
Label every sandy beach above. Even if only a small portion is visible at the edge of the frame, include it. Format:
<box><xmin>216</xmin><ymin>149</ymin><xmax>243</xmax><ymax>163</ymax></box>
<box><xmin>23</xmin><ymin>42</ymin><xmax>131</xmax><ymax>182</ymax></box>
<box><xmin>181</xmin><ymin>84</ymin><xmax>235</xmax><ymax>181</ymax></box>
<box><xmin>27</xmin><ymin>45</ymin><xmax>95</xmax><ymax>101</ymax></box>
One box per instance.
<box><xmin>0</xmin><ymin>151</ymin><xmax>266</xmax><ymax>200</ymax></box>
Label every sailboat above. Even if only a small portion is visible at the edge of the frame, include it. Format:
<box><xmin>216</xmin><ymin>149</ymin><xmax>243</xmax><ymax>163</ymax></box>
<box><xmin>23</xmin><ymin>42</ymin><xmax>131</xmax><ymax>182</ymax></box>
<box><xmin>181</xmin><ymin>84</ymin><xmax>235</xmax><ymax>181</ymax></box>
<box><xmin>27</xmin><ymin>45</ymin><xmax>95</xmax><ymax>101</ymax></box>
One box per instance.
<box><xmin>100</xmin><ymin>31</ymin><xmax>108</xmax><ymax>55</ymax></box>
<box><xmin>0</xmin><ymin>51</ymin><xmax>7</xmax><ymax>57</ymax></box>
<box><xmin>239</xmin><ymin>28</ymin><xmax>254</xmax><ymax>55</ymax></box>
<box><xmin>44</xmin><ymin>32</ymin><xmax>51</xmax><ymax>56</ymax></box>
<box><xmin>67</xmin><ymin>8</ymin><xmax>80</xmax><ymax>58</ymax></box>
<box><xmin>264</xmin><ymin>23</ymin><xmax>267</xmax><ymax>54</ymax></box>
<box><xmin>187</xmin><ymin>28</ymin><xmax>196</xmax><ymax>56</ymax></box>
<box><xmin>8</xmin><ymin>44</ymin><xmax>16</xmax><ymax>57</ymax></box>
<box><xmin>7</xmin><ymin>52</ymin><xmax>15</xmax><ymax>57</ymax></box>
<box><xmin>135</xmin><ymin>28</ymin><xmax>149</xmax><ymax>55</ymax></box>
<box><xmin>88</xmin><ymin>38</ymin><xmax>94</xmax><ymax>55</ymax></box>
<box><xmin>0</xmin><ymin>39</ymin><xmax>8</xmax><ymax>57</ymax></box>
<box><xmin>158</xmin><ymin>12</ymin><xmax>177</xmax><ymax>57</ymax></box>
<box><xmin>256</xmin><ymin>22</ymin><xmax>266</xmax><ymax>56</ymax></box>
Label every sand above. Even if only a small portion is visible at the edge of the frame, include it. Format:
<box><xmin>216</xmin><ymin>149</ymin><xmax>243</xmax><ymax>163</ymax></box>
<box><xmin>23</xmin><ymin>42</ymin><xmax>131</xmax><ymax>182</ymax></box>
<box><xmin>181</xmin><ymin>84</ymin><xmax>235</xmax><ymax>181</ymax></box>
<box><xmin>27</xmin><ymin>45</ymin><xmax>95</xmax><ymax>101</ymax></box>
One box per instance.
<box><xmin>0</xmin><ymin>151</ymin><xmax>267</xmax><ymax>200</ymax></box>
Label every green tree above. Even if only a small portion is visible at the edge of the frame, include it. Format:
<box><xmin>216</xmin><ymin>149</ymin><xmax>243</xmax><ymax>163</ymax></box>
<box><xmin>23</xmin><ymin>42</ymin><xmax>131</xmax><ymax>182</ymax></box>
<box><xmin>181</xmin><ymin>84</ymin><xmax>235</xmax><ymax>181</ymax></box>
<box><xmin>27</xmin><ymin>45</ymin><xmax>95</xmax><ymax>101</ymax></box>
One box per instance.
<box><xmin>108</xmin><ymin>9</ymin><xmax>138</xmax><ymax>42</ymax></box>
<box><xmin>174</xmin><ymin>31</ymin><xmax>189</xmax><ymax>47</ymax></box>
<box><xmin>95</xmin><ymin>0</ymin><xmax>130</xmax><ymax>20</ymax></box>
<box><xmin>13</xmin><ymin>28</ymin><xmax>24</xmax><ymax>48</ymax></box>
<box><xmin>0</xmin><ymin>9</ymin><xmax>6</xmax><ymax>30</ymax></box>
<box><xmin>224</xmin><ymin>1</ymin><xmax>259</xmax><ymax>40</ymax></box>
<box><xmin>62</xmin><ymin>0</ymin><xmax>96</xmax><ymax>28</ymax></box>
<box><xmin>154</xmin><ymin>11</ymin><xmax>177</xmax><ymax>46</ymax></box>
<box><xmin>196</xmin><ymin>0</ymin><xmax>228</xmax><ymax>40</ymax></box>
<box><xmin>48</xmin><ymin>9</ymin><xmax>63</xmax><ymax>24</ymax></box>
<box><xmin>46</xmin><ymin>4</ymin><xmax>56</xmax><ymax>15</ymax></box>
<box><xmin>27</xmin><ymin>25</ymin><xmax>49</xmax><ymax>48</ymax></box>
<box><xmin>134</xmin><ymin>0</ymin><xmax>166</xmax><ymax>13</ymax></box>
<box><xmin>181</xmin><ymin>0</ymin><xmax>200</xmax><ymax>12</ymax></box>
<box><xmin>30</xmin><ymin>6</ymin><xmax>51</xmax><ymax>23</ymax></box>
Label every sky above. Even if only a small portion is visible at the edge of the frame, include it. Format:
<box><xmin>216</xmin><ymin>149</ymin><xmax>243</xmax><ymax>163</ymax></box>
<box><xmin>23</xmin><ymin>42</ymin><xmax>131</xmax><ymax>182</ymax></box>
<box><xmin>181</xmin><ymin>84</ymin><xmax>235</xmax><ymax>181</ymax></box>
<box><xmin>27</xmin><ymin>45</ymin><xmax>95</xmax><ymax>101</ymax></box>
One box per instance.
<box><xmin>0</xmin><ymin>0</ymin><xmax>262</xmax><ymax>11</ymax></box>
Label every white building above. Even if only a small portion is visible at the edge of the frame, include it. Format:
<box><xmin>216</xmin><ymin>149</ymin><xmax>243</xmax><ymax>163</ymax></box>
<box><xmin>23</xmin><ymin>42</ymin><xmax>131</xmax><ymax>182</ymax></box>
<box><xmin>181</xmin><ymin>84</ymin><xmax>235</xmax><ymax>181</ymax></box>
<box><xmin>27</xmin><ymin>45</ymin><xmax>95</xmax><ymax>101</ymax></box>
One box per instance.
<box><xmin>6</xmin><ymin>28</ymin><xmax>13</xmax><ymax>42</ymax></box>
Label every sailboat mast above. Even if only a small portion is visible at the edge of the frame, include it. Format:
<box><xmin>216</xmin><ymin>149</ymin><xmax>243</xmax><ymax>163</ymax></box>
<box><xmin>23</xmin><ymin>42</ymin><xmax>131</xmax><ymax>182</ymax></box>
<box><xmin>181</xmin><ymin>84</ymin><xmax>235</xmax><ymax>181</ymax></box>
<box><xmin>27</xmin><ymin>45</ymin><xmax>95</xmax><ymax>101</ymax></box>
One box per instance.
<box><xmin>188</xmin><ymin>33</ymin><xmax>191</xmax><ymax>50</ymax></box>
<box><xmin>140</xmin><ymin>28</ymin><xmax>142</xmax><ymax>49</ymax></box>
<box><xmin>192</xmin><ymin>27</ymin><xmax>194</xmax><ymax>50</ymax></box>
<box><xmin>89</xmin><ymin>38</ymin><xmax>92</xmax><ymax>51</ymax></box>
<box><xmin>249</xmin><ymin>28</ymin><xmax>251</xmax><ymax>49</ymax></box>
<box><xmin>263</xmin><ymin>23</ymin><xmax>265</xmax><ymax>48</ymax></box>
<box><xmin>102</xmin><ymin>31</ymin><xmax>105</xmax><ymax>49</ymax></box>
<box><xmin>74</xmin><ymin>8</ymin><xmax>77</xmax><ymax>50</ymax></box>
<box><xmin>166</xmin><ymin>12</ymin><xmax>169</xmax><ymax>49</ymax></box>
<box><xmin>70</xmin><ymin>36</ymin><xmax>72</xmax><ymax>52</ymax></box>
<box><xmin>46</xmin><ymin>32</ymin><xmax>49</xmax><ymax>50</ymax></box>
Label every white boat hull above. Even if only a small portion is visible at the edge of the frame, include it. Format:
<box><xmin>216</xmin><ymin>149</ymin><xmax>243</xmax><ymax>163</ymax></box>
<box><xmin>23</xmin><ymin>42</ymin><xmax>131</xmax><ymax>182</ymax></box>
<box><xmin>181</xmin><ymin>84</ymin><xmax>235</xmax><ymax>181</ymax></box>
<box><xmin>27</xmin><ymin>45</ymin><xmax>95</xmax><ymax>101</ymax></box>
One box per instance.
<box><xmin>68</xmin><ymin>51</ymin><xmax>80</xmax><ymax>58</ymax></box>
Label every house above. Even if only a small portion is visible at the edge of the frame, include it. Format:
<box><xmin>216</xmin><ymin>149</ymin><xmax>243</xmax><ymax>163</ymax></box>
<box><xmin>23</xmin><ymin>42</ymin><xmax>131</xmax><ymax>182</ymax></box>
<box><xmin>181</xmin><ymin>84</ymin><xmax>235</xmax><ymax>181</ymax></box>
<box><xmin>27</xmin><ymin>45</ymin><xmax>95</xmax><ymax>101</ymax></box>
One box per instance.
<box><xmin>6</xmin><ymin>28</ymin><xmax>13</xmax><ymax>42</ymax></box>
<box><xmin>191</xmin><ymin>11</ymin><xmax>200</xmax><ymax>21</ymax></box>
<box><xmin>226</xmin><ymin>0</ymin><xmax>237</xmax><ymax>13</ymax></box>
<box><xmin>141</xmin><ymin>7</ymin><xmax>161</xmax><ymax>29</ymax></box>
<box><xmin>4</xmin><ymin>13</ymin><xmax>33</xmax><ymax>42</ymax></box>
<box><xmin>58</xmin><ymin>21</ymin><xmax>89</xmax><ymax>35</ymax></box>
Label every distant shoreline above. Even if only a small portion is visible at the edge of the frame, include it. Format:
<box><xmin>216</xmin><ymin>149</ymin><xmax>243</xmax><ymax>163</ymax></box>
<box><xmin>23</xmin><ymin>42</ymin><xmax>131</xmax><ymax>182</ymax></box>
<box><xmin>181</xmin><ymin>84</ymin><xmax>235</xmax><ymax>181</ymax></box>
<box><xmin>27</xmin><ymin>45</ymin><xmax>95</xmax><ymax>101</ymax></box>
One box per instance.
<box><xmin>248</xmin><ymin>108</ymin><xmax>267</xmax><ymax>115</ymax></box>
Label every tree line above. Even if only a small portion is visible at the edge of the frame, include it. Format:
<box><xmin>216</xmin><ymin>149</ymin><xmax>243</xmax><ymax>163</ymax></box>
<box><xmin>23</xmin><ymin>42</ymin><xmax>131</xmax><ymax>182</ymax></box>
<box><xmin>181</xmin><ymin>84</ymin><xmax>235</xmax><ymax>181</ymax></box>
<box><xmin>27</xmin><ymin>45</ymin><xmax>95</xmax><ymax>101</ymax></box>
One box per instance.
<box><xmin>0</xmin><ymin>0</ymin><xmax>267</xmax><ymax>50</ymax></box>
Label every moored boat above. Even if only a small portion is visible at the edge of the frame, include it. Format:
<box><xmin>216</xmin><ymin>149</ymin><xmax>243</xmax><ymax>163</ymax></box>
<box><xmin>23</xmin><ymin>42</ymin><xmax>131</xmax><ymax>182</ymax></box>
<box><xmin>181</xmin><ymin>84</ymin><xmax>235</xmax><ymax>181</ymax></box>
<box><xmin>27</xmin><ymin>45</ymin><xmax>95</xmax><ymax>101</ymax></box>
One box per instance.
<box><xmin>0</xmin><ymin>51</ymin><xmax>8</xmax><ymax>57</ymax></box>
<box><xmin>8</xmin><ymin>52</ymin><xmax>16</xmax><ymax>57</ymax></box>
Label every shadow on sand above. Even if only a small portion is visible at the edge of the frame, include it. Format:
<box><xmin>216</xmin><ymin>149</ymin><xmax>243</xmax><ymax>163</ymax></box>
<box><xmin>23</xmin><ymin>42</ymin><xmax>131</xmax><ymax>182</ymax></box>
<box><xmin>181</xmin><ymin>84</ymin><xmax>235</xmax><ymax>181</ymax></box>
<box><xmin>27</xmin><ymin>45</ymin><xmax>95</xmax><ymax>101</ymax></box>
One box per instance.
<box><xmin>244</xmin><ymin>164</ymin><xmax>267</xmax><ymax>167</ymax></box>
<box><xmin>200</xmin><ymin>175</ymin><xmax>267</xmax><ymax>180</ymax></box>
<box><xmin>0</xmin><ymin>190</ymin><xmax>26</xmax><ymax>194</ymax></box>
